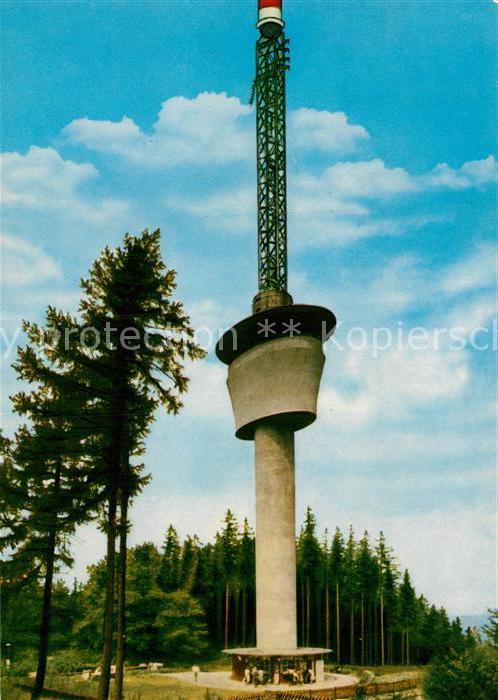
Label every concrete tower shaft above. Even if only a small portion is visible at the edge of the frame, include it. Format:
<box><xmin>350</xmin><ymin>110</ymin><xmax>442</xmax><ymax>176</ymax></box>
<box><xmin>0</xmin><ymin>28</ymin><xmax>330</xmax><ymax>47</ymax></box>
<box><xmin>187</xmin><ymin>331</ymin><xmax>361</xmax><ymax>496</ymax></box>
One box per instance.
<box><xmin>254</xmin><ymin>424</ymin><xmax>297</xmax><ymax>650</ymax></box>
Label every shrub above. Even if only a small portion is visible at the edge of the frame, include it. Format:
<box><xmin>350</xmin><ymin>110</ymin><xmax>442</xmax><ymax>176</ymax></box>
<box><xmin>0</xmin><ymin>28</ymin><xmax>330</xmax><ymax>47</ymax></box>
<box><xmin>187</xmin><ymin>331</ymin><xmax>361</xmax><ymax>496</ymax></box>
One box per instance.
<box><xmin>424</xmin><ymin>645</ymin><xmax>498</xmax><ymax>700</ymax></box>
<box><xmin>8</xmin><ymin>649</ymin><xmax>38</xmax><ymax>677</ymax></box>
<box><xmin>47</xmin><ymin>648</ymin><xmax>98</xmax><ymax>674</ymax></box>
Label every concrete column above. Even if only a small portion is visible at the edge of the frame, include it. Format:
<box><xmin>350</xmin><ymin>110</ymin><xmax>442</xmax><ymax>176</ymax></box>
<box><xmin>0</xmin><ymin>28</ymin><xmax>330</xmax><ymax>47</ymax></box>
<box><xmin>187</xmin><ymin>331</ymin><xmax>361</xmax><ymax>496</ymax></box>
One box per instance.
<box><xmin>254</xmin><ymin>423</ymin><xmax>297</xmax><ymax>650</ymax></box>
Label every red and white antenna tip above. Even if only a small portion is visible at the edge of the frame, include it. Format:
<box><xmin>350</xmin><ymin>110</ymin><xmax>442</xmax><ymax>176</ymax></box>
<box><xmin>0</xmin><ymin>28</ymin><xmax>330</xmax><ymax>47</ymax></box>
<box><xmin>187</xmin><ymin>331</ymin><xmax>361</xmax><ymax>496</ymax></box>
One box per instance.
<box><xmin>258</xmin><ymin>0</ymin><xmax>284</xmax><ymax>38</ymax></box>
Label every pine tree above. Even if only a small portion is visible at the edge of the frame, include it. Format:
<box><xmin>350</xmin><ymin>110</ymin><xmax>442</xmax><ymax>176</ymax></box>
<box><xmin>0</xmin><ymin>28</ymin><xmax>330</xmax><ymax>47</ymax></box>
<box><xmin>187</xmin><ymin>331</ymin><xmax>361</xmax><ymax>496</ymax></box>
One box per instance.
<box><xmin>18</xmin><ymin>229</ymin><xmax>204</xmax><ymax>698</ymax></box>
<box><xmin>236</xmin><ymin>519</ymin><xmax>255</xmax><ymax>647</ymax></box>
<box><xmin>192</xmin><ymin>542</ymin><xmax>218</xmax><ymax>644</ymax></box>
<box><xmin>125</xmin><ymin>543</ymin><xmax>165</xmax><ymax>659</ymax></box>
<box><xmin>159</xmin><ymin>525</ymin><xmax>181</xmax><ymax>592</ymax></box>
<box><xmin>179</xmin><ymin>535</ymin><xmax>200</xmax><ymax>593</ymax></box>
<box><xmin>376</xmin><ymin>531</ymin><xmax>396</xmax><ymax>665</ymax></box>
<box><xmin>383</xmin><ymin>560</ymin><xmax>399</xmax><ymax>664</ymax></box>
<box><xmin>297</xmin><ymin>508</ymin><xmax>323</xmax><ymax>647</ymax></box>
<box><xmin>343</xmin><ymin>525</ymin><xmax>357</xmax><ymax>664</ymax></box>
<box><xmin>216</xmin><ymin>510</ymin><xmax>239</xmax><ymax>648</ymax></box>
<box><xmin>329</xmin><ymin>528</ymin><xmax>345</xmax><ymax>662</ymax></box>
<box><xmin>355</xmin><ymin>532</ymin><xmax>378</xmax><ymax>666</ymax></box>
<box><xmin>155</xmin><ymin>591</ymin><xmax>209</xmax><ymax>660</ymax></box>
<box><xmin>77</xmin><ymin>230</ymin><xmax>196</xmax><ymax>696</ymax></box>
<box><xmin>398</xmin><ymin>570</ymin><xmax>418</xmax><ymax>664</ymax></box>
<box><xmin>0</xmin><ymin>386</ymin><xmax>99</xmax><ymax>700</ymax></box>
<box><xmin>71</xmin><ymin>229</ymin><xmax>203</xmax><ymax>699</ymax></box>
<box><xmin>483</xmin><ymin>608</ymin><xmax>498</xmax><ymax>647</ymax></box>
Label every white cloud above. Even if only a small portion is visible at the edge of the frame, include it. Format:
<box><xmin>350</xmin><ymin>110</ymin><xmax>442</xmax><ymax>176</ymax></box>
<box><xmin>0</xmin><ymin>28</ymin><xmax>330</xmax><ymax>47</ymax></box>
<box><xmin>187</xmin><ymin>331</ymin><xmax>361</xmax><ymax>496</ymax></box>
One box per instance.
<box><xmin>291</xmin><ymin>212</ymin><xmax>436</xmax><ymax>247</ymax></box>
<box><xmin>0</xmin><ymin>232</ymin><xmax>62</xmax><ymax>286</ymax></box>
<box><xmin>187</xmin><ymin>298</ymin><xmax>245</xmax><ymax>338</ymax></box>
<box><xmin>441</xmin><ymin>241</ymin><xmax>495</xmax><ymax>295</ymax></box>
<box><xmin>321</xmin><ymin>338</ymin><xmax>470</xmax><ymax>430</ymax></box>
<box><xmin>423</xmin><ymin>155</ymin><xmax>497</xmax><ymax>190</ymax></box>
<box><xmin>292</xmin><ymin>155</ymin><xmax>496</xmax><ymax>205</ymax></box>
<box><xmin>181</xmin><ymin>359</ymin><xmax>230</xmax><ymax>419</ymax></box>
<box><xmin>385</xmin><ymin>507</ymin><xmax>495</xmax><ymax>615</ymax></box>
<box><xmin>289</xmin><ymin>108</ymin><xmax>369</xmax><ymax>153</ymax></box>
<box><xmin>1</xmin><ymin>146</ymin><xmax>130</xmax><ymax>226</ymax></box>
<box><xmin>64</xmin><ymin>92</ymin><xmax>253</xmax><ymax>167</ymax></box>
<box><xmin>168</xmin><ymin>186</ymin><xmax>256</xmax><ymax>233</ymax></box>
<box><xmin>1</xmin><ymin>146</ymin><xmax>96</xmax><ymax>207</ymax></box>
<box><xmin>305</xmin><ymin>159</ymin><xmax>418</xmax><ymax>199</ymax></box>
<box><xmin>64</xmin><ymin>96</ymin><xmax>370</xmax><ymax>166</ymax></box>
<box><xmin>447</xmin><ymin>295</ymin><xmax>496</xmax><ymax>335</ymax></box>
<box><xmin>173</xmin><ymin>156</ymin><xmax>491</xmax><ymax>248</ymax></box>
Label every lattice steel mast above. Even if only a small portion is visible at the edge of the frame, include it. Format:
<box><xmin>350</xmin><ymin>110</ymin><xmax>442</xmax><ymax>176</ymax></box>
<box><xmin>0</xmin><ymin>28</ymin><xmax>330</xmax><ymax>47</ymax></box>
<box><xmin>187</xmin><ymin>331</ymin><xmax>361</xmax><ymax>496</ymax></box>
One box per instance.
<box><xmin>252</xmin><ymin>4</ymin><xmax>290</xmax><ymax>292</ymax></box>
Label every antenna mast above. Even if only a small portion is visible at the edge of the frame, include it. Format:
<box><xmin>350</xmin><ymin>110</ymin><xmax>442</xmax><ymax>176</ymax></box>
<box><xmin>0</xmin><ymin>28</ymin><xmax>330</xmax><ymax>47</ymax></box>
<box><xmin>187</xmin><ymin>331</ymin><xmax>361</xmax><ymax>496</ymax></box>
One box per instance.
<box><xmin>255</xmin><ymin>1</ymin><xmax>290</xmax><ymax>293</ymax></box>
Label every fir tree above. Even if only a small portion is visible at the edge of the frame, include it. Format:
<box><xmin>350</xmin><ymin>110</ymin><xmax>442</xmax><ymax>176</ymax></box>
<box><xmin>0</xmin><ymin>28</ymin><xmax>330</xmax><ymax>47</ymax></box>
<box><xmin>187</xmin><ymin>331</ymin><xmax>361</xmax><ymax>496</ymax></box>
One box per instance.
<box><xmin>329</xmin><ymin>527</ymin><xmax>345</xmax><ymax>662</ymax></box>
<box><xmin>179</xmin><ymin>535</ymin><xmax>200</xmax><ymax>593</ymax></box>
<box><xmin>398</xmin><ymin>570</ymin><xmax>418</xmax><ymax>664</ymax></box>
<box><xmin>376</xmin><ymin>531</ymin><xmax>396</xmax><ymax>665</ymax></box>
<box><xmin>236</xmin><ymin>519</ymin><xmax>255</xmax><ymax>647</ymax></box>
<box><xmin>355</xmin><ymin>532</ymin><xmax>378</xmax><ymax>665</ymax></box>
<box><xmin>215</xmin><ymin>510</ymin><xmax>239</xmax><ymax>648</ymax></box>
<box><xmin>297</xmin><ymin>507</ymin><xmax>322</xmax><ymax>646</ymax></box>
<box><xmin>0</xmin><ymin>390</ymin><xmax>99</xmax><ymax>700</ymax></box>
<box><xmin>159</xmin><ymin>525</ymin><xmax>181</xmax><ymax>593</ymax></box>
<box><xmin>15</xmin><ymin>229</ymin><xmax>204</xmax><ymax>698</ymax></box>
<box><xmin>483</xmin><ymin>608</ymin><xmax>498</xmax><ymax>647</ymax></box>
<box><xmin>343</xmin><ymin>525</ymin><xmax>358</xmax><ymax>664</ymax></box>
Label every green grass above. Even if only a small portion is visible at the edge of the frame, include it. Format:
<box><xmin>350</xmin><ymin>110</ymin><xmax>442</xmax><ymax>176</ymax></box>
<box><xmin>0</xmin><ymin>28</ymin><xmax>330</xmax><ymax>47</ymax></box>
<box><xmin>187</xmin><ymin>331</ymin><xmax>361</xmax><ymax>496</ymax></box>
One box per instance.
<box><xmin>2</xmin><ymin>662</ymin><xmax>425</xmax><ymax>699</ymax></box>
<box><xmin>2</xmin><ymin>673</ymin><xmax>235</xmax><ymax>700</ymax></box>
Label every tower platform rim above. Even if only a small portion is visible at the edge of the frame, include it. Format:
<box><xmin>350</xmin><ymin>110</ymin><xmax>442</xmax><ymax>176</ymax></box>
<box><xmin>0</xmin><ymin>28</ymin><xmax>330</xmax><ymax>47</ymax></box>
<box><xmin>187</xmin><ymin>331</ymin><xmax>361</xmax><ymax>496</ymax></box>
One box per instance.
<box><xmin>221</xmin><ymin>647</ymin><xmax>332</xmax><ymax>657</ymax></box>
<box><xmin>216</xmin><ymin>303</ymin><xmax>336</xmax><ymax>365</ymax></box>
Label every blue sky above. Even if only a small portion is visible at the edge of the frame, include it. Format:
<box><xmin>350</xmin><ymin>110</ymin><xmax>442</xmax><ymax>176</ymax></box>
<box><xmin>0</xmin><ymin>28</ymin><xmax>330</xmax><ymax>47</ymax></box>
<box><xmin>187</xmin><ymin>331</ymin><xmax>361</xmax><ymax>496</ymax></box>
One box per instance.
<box><xmin>1</xmin><ymin>0</ymin><xmax>496</xmax><ymax>616</ymax></box>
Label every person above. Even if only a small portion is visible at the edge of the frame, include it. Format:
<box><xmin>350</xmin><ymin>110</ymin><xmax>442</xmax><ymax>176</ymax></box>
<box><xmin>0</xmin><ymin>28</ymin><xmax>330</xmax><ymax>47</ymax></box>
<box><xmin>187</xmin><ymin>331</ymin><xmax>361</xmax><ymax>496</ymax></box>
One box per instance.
<box><xmin>308</xmin><ymin>666</ymin><xmax>315</xmax><ymax>684</ymax></box>
<box><xmin>191</xmin><ymin>665</ymin><xmax>200</xmax><ymax>683</ymax></box>
<box><xmin>244</xmin><ymin>667</ymin><xmax>251</xmax><ymax>684</ymax></box>
<box><xmin>252</xmin><ymin>667</ymin><xmax>260</xmax><ymax>686</ymax></box>
<box><xmin>258</xmin><ymin>668</ymin><xmax>265</xmax><ymax>685</ymax></box>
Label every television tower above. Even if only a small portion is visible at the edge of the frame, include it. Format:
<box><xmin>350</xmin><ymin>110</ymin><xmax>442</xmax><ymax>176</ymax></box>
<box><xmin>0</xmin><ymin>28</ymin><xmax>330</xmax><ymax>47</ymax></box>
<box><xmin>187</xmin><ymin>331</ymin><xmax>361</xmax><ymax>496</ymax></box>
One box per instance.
<box><xmin>217</xmin><ymin>0</ymin><xmax>336</xmax><ymax>683</ymax></box>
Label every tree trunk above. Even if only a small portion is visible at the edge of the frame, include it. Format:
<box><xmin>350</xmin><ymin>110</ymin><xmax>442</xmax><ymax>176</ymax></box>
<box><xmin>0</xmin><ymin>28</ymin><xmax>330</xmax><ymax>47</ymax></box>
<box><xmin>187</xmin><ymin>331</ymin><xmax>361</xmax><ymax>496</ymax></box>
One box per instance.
<box><xmin>335</xmin><ymin>583</ymin><xmax>340</xmax><ymax>663</ymax></box>
<box><xmin>306</xmin><ymin>578</ymin><xmax>311</xmax><ymax>647</ymax></box>
<box><xmin>350</xmin><ymin>601</ymin><xmax>355</xmax><ymax>665</ymax></box>
<box><xmin>98</xmin><ymin>489</ymin><xmax>118</xmax><ymax>700</ymax></box>
<box><xmin>113</xmin><ymin>485</ymin><xmax>128</xmax><ymax>700</ymax></box>
<box><xmin>361</xmin><ymin>593</ymin><xmax>365</xmax><ymax>666</ymax></box>
<box><xmin>99</xmin><ymin>365</ymin><xmax>128</xmax><ymax>700</ymax></box>
<box><xmin>224</xmin><ymin>583</ymin><xmax>230</xmax><ymax>649</ymax></box>
<box><xmin>380</xmin><ymin>591</ymin><xmax>385</xmax><ymax>666</ymax></box>
<box><xmin>325</xmin><ymin>585</ymin><xmax>330</xmax><ymax>650</ymax></box>
<box><xmin>32</xmin><ymin>463</ymin><xmax>61</xmax><ymax>699</ymax></box>
<box><xmin>234</xmin><ymin>589</ymin><xmax>240</xmax><ymax>647</ymax></box>
<box><xmin>300</xmin><ymin>581</ymin><xmax>305</xmax><ymax>646</ymax></box>
<box><xmin>31</xmin><ymin>536</ymin><xmax>56</xmax><ymax>699</ymax></box>
<box><xmin>241</xmin><ymin>588</ymin><xmax>247</xmax><ymax>647</ymax></box>
<box><xmin>31</xmin><ymin>463</ymin><xmax>62</xmax><ymax>699</ymax></box>
<box><xmin>406</xmin><ymin>631</ymin><xmax>410</xmax><ymax>665</ymax></box>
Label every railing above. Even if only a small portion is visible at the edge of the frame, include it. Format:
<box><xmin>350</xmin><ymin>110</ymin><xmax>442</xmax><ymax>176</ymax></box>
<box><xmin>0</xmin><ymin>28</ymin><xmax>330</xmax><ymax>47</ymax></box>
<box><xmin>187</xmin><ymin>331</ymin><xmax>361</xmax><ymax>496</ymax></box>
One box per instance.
<box><xmin>226</xmin><ymin>677</ymin><xmax>419</xmax><ymax>699</ymax></box>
